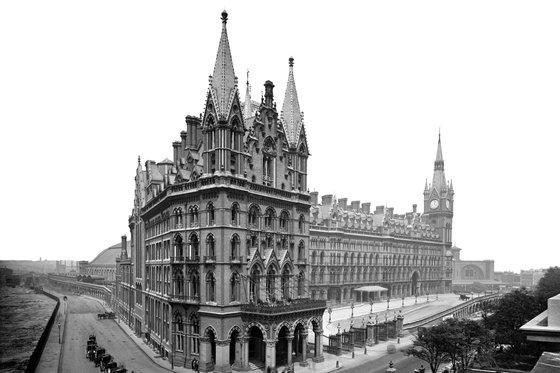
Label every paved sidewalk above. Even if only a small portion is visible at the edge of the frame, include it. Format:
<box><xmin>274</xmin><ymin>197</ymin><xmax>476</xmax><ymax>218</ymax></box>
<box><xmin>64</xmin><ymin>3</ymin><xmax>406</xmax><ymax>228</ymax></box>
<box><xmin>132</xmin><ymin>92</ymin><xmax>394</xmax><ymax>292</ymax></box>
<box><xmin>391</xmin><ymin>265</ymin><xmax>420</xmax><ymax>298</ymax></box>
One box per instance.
<box><xmin>293</xmin><ymin>334</ymin><xmax>416</xmax><ymax>373</ymax></box>
<box><xmin>36</xmin><ymin>288</ymin><xmax>68</xmax><ymax>373</ymax></box>
<box><xmin>84</xmin><ymin>295</ymin><xmax>193</xmax><ymax>373</ymax></box>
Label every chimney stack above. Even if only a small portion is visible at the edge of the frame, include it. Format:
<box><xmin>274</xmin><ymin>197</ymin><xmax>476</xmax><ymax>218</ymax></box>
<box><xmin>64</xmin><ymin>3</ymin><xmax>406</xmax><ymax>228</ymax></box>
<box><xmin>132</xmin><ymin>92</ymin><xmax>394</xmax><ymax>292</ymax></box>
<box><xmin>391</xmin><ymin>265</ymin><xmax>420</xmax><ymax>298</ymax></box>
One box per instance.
<box><xmin>387</xmin><ymin>207</ymin><xmax>394</xmax><ymax>217</ymax></box>
<box><xmin>264</xmin><ymin>80</ymin><xmax>274</xmax><ymax>107</ymax></box>
<box><xmin>338</xmin><ymin>198</ymin><xmax>348</xmax><ymax>210</ymax></box>
<box><xmin>362</xmin><ymin>203</ymin><xmax>371</xmax><ymax>214</ymax></box>
<box><xmin>322</xmin><ymin>194</ymin><xmax>333</xmax><ymax>205</ymax></box>
<box><xmin>375</xmin><ymin>205</ymin><xmax>385</xmax><ymax>214</ymax></box>
<box><xmin>310</xmin><ymin>191</ymin><xmax>319</xmax><ymax>205</ymax></box>
<box><xmin>351</xmin><ymin>200</ymin><xmax>360</xmax><ymax>211</ymax></box>
<box><xmin>413</xmin><ymin>204</ymin><xmax>417</xmax><ymax>213</ymax></box>
<box><xmin>121</xmin><ymin>235</ymin><xmax>127</xmax><ymax>259</ymax></box>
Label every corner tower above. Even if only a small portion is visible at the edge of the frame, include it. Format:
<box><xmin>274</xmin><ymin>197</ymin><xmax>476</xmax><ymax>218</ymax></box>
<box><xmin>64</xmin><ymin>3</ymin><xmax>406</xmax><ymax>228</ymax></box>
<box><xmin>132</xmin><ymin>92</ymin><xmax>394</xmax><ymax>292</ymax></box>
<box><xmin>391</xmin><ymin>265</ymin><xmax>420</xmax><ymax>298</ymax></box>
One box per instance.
<box><xmin>202</xmin><ymin>11</ymin><xmax>245</xmax><ymax>176</ymax></box>
<box><xmin>423</xmin><ymin>132</ymin><xmax>454</xmax><ymax>246</ymax></box>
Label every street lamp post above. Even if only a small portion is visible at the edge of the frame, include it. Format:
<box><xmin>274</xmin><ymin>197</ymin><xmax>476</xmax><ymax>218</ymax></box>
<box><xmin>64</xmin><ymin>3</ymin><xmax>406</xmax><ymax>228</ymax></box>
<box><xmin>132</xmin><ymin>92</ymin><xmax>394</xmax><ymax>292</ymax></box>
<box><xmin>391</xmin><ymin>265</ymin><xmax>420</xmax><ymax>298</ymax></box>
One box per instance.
<box><xmin>415</xmin><ymin>293</ymin><xmax>418</xmax><ymax>304</ymax></box>
<box><xmin>387</xmin><ymin>297</ymin><xmax>390</xmax><ymax>309</ymax></box>
<box><xmin>57</xmin><ymin>322</ymin><xmax>61</xmax><ymax>344</ymax></box>
<box><xmin>350</xmin><ymin>302</ymin><xmax>354</xmax><ymax>319</ymax></box>
<box><xmin>328</xmin><ymin>307</ymin><xmax>332</xmax><ymax>324</ymax></box>
<box><xmin>401</xmin><ymin>296</ymin><xmax>404</xmax><ymax>308</ymax></box>
<box><xmin>370</xmin><ymin>299</ymin><xmax>374</xmax><ymax>314</ymax></box>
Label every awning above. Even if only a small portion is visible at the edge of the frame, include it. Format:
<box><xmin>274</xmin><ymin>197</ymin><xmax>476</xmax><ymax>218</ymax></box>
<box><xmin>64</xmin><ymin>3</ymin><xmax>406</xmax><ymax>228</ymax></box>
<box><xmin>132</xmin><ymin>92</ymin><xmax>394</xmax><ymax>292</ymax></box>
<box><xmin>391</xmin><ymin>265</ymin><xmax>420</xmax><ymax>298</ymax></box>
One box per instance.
<box><xmin>354</xmin><ymin>286</ymin><xmax>388</xmax><ymax>292</ymax></box>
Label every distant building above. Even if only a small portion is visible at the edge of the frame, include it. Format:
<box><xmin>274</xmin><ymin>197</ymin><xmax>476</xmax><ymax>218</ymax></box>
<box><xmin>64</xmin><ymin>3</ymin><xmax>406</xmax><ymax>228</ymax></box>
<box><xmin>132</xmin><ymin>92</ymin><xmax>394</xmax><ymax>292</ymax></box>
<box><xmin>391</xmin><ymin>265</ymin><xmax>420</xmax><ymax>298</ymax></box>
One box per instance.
<box><xmin>521</xmin><ymin>269</ymin><xmax>545</xmax><ymax>289</ymax></box>
<box><xmin>80</xmin><ymin>241</ymin><xmax>129</xmax><ymax>282</ymax></box>
<box><xmin>494</xmin><ymin>271</ymin><xmax>521</xmax><ymax>289</ymax></box>
<box><xmin>55</xmin><ymin>260</ymin><xmax>79</xmax><ymax>274</ymax></box>
<box><xmin>450</xmin><ymin>247</ymin><xmax>497</xmax><ymax>291</ymax></box>
<box><xmin>0</xmin><ymin>260</ymin><xmax>57</xmax><ymax>274</ymax></box>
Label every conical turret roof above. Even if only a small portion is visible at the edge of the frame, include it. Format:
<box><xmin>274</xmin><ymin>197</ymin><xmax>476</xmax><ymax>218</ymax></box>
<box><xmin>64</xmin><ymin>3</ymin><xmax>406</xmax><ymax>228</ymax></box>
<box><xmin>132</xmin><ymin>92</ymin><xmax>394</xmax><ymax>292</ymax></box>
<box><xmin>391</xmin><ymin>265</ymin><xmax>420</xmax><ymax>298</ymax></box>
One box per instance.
<box><xmin>280</xmin><ymin>57</ymin><xmax>303</xmax><ymax>148</ymax></box>
<box><xmin>209</xmin><ymin>11</ymin><xmax>237</xmax><ymax>121</ymax></box>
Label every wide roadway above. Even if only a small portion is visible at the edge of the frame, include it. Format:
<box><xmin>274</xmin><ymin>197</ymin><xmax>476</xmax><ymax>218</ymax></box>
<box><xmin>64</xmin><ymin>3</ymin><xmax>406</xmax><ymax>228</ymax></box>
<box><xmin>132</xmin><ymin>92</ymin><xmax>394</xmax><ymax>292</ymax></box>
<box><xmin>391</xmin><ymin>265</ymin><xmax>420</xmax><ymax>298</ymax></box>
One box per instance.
<box><xmin>59</xmin><ymin>293</ymin><xmax>169</xmax><ymax>373</ymax></box>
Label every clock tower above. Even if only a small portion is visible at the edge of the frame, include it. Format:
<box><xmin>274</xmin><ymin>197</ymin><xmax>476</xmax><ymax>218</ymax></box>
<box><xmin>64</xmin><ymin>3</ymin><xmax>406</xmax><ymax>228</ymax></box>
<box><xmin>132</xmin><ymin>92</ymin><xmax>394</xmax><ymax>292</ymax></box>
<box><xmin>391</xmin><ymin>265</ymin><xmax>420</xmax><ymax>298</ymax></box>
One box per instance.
<box><xmin>423</xmin><ymin>132</ymin><xmax>454</xmax><ymax>246</ymax></box>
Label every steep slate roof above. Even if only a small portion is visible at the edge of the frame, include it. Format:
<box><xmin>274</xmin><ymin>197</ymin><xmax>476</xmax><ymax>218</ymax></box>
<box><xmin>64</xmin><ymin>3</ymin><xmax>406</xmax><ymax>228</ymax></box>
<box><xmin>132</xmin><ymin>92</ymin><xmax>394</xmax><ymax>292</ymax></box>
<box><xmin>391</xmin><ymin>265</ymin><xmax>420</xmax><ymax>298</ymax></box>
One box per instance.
<box><xmin>431</xmin><ymin>132</ymin><xmax>446</xmax><ymax>191</ymax></box>
<box><xmin>90</xmin><ymin>241</ymin><xmax>130</xmax><ymax>266</ymax></box>
<box><xmin>280</xmin><ymin>58</ymin><xmax>304</xmax><ymax>148</ymax></box>
<box><xmin>209</xmin><ymin>11</ymin><xmax>237</xmax><ymax>121</ymax></box>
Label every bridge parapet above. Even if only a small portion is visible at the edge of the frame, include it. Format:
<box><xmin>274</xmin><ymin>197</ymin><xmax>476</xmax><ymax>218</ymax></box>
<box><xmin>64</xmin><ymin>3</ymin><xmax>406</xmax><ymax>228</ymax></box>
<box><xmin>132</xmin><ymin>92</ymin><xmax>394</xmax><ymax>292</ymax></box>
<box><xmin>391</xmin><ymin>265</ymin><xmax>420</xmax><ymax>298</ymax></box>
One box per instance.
<box><xmin>403</xmin><ymin>293</ymin><xmax>502</xmax><ymax>331</ymax></box>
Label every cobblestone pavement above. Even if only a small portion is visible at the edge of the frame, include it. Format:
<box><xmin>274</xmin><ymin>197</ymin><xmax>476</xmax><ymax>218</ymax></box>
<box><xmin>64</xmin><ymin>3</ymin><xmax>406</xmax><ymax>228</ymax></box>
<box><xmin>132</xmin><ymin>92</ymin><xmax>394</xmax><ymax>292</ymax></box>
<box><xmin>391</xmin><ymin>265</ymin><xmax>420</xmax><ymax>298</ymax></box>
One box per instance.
<box><xmin>59</xmin><ymin>294</ymin><xmax>169</xmax><ymax>373</ymax></box>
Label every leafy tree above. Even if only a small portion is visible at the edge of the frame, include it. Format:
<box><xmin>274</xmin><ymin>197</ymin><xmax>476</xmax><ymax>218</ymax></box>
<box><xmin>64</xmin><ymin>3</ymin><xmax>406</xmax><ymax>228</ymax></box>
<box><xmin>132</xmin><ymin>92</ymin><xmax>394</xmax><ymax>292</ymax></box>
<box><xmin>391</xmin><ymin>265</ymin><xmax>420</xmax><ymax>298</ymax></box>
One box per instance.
<box><xmin>535</xmin><ymin>267</ymin><xmax>560</xmax><ymax>311</ymax></box>
<box><xmin>484</xmin><ymin>288</ymin><xmax>540</xmax><ymax>353</ymax></box>
<box><xmin>407</xmin><ymin>324</ymin><xmax>451</xmax><ymax>372</ymax></box>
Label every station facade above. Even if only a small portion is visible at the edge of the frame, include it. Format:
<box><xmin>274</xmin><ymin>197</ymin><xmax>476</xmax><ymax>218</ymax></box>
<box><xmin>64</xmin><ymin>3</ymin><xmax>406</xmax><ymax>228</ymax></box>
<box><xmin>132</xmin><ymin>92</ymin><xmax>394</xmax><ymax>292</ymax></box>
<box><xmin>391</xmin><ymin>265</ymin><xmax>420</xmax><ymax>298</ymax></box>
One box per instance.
<box><xmin>308</xmin><ymin>134</ymin><xmax>454</xmax><ymax>303</ymax></box>
<box><xmin>113</xmin><ymin>11</ymin><xmax>458</xmax><ymax>372</ymax></box>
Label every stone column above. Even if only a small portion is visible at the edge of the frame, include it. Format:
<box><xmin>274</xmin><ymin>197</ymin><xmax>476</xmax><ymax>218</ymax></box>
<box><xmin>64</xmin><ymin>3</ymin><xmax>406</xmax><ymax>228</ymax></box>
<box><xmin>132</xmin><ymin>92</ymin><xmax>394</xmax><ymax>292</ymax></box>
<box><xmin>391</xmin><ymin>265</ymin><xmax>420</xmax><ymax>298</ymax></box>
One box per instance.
<box><xmin>199</xmin><ymin>337</ymin><xmax>214</xmax><ymax>372</ymax></box>
<box><xmin>214</xmin><ymin>339</ymin><xmax>231</xmax><ymax>373</ymax></box>
<box><xmin>265</xmin><ymin>339</ymin><xmax>277</xmax><ymax>373</ymax></box>
<box><xmin>312</xmin><ymin>329</ymin><xmax>324</xmax><ymax>362</ymax></box>
<box><xmin>299</xmin><ymin>332</ymin><xmax>309</xmax><ymax>366</ymax></box>
<box><xmin>241</xmin><ymin>336</ymin><xmax>250</xmax><ymax>371</ymax></box>
<box><xmin>287</xmin><ymin>333</ymin><xmax>294</xmax><ymax>367</ymax></box>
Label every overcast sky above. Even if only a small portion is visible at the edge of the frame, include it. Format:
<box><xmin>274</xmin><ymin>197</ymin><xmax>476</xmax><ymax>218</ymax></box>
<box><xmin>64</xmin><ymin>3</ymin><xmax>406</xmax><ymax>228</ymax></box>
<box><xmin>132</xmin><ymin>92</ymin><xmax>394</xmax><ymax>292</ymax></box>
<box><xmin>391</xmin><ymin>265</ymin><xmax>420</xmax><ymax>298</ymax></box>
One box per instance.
<box><xmin>1</xmin><ymin>1</ymin><xmax>559</xmax><ymax>272</ymax></box>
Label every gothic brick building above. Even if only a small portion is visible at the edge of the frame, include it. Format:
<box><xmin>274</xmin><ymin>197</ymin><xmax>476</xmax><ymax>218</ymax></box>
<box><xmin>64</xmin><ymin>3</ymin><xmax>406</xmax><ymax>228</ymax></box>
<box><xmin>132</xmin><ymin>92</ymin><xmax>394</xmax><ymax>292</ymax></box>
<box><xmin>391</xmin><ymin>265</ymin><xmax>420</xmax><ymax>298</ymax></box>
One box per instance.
<box><xmin>307</xmin><ymin>134</ymin><xmax>455</xmax><ymax>303</ymax></box>
<box><xmin>120</xmin><ymin>11</ymin><xmax>325</xmax><ymax>372</ymax></box>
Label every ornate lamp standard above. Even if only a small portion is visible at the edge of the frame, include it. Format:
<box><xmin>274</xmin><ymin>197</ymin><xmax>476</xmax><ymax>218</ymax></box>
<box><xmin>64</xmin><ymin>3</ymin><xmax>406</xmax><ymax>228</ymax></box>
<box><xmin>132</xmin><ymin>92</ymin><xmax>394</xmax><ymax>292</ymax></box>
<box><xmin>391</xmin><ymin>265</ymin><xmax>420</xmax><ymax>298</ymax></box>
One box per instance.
<box><xmin>350</xmin><ymin>302</ymin><xmax>354</xmax><ymax>319</ymax></box>
<box><xmin>328</xmin><ymin>306</ymin><xmax>332</xmax><ymax>324</ymax></box>
<box><xmin>386</xmin><ymin>296</ymin><xmax>390</xmax><ymax>309</ymax></box>
<box><xmin>370</xmin><ymin>298</ymin><xmax>374</xmax><ymax>314</ymax></box>
<box><xmin>401</xmin><ymin>295</ymin><xmax>405</xmax><ymax>308</ymax></box>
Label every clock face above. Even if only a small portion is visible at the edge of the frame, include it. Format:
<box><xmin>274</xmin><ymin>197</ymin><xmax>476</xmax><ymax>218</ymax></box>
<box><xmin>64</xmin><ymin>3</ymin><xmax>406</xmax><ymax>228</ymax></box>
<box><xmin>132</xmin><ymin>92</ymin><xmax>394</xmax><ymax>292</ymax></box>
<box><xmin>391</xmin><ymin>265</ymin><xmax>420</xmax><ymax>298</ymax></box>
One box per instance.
<box><xmin>446</xmin><ymin>199</ymin><xmax>451</xmax><ymax>209</ymax></box>
<box><xmin>430</xmin><ymin>199</ymin><xmax>439</xmax><ymax>209</ymax></box>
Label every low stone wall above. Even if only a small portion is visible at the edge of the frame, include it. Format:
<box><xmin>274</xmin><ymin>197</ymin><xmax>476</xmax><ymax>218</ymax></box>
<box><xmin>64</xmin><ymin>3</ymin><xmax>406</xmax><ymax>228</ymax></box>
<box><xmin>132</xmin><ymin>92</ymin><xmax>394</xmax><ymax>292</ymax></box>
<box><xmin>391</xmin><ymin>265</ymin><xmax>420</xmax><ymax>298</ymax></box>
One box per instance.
<box><xmin>25</xmin><ymin>289</ymin><xmax>60</xmax><ymax>373</ymax></box>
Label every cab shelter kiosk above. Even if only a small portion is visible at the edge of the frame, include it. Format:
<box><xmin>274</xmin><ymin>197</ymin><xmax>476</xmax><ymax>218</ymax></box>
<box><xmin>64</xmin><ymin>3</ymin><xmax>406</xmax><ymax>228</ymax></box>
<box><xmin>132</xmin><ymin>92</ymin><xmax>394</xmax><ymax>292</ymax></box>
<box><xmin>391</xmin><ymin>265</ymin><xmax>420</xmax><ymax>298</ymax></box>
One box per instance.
<box><xmin>354</xmin><ymin>285</ymin><xmax>388</xmax><ymax>302</ymax></box>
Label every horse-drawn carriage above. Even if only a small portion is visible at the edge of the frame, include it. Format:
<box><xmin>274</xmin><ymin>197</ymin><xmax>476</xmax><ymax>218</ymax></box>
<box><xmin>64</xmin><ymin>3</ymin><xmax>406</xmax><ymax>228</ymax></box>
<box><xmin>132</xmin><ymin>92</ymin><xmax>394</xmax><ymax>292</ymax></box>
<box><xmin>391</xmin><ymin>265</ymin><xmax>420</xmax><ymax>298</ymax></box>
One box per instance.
<box><xmin>459</xmin><ymin>293</ymin><xmax>470</xmax><ymax>301</ymax></box>
<box><xmin>97</xmin><ymin>312</ymin><xmax>116</xmax><ymax>320</ymax></box>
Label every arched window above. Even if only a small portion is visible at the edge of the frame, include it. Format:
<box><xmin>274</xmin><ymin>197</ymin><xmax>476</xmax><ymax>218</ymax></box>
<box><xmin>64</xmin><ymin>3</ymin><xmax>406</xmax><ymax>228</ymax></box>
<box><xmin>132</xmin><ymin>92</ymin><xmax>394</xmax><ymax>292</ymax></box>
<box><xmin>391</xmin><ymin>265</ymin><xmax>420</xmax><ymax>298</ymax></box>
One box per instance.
<box><xmin>189</xmin><ymin>205</ymin><xmax>199</xmax><ymax>226</ymax></box>
<box><xmin>298</xmin><ymin>272</ymin><xmax>305</xmax><ymax>296</ymax></box>
<box><xmin>266</xmin><ymin>266</ymin><xmax>276</xmax><ymax>301</ymax></box>
<box><xmin>311</xmin><ymin>268</ymin><xmax>316</xmax><ymax>284</ymax></box>
<box><xmin>230</xmin><ymin>272</ymin><xmax>240</xmax><ymax>302</ymax></box>
<box><xmin>174</xmin><ymin>208</ymin><xmax>183</xmax><ymax>228</ymax></box>
<box><xmin>279</xmin><ymin>210</ymin><xmax>289</xmax><ymax>231</ymax></box>
<box><xmin>189</xmin><ymin>234</ymin><xmax>199</xmax><ymax>259</ymax></box>
<box><xmin>230</xmin><ymin>234</ymin><xmax>240</xmax><ymax>260</ymax></box>
<box><xmin>231</xmin><ymin>203</ymin><xmax>239</xmax><ymax>226</ymax></box>
<box><xmin>298</xmin><ymin>241</ymin><xmax>305</xmax><ymax>261</ymax></box>
<box><xmin>281</xmin><ymin>266</ymin><xmax>290</xmax><ymax>300</ymax></box>
<box><xmin>206</xmin><ymin>234</ymin><xmax>215</xmax><ymax>259</ymax></box>
<box><xmin>248</xmin><ymin>205</ymin><xmax>259</xmax><ymax>228</ymax></box>
<box><xmin>189</xmin><ymin>270</ymin><xmax>200</xmax><ymax>300</ymax></box>
<box><xmin>173</xmin><ymin>234</ymin><xmax>183</xmax><ymax>259</ymax></box>
<box><xmin>189</xmin><ymin>314</ymin><xmax>200</xmax><ymax>354</ymax></box>
<box><xmin>298</xmin><ymin>215</ymin><xmax>305</xmax><ymax>233</ymax></box>
<box><xmin>174</xmin><ymin>314</ymin><xmax>185</xmax><ymax>352</ymax></box>
<box><xmin>206</xmin><ymin>271</ymin><xmax>216</xmax><ymax>302</ymax></box>
<box><xmin>319</xmin><ymin>268</ymin><xmax>325</xmax><ymax>284</ymax></box>
<box><xmin>250</xmin><ymin>266</ymin><xmax>261</xmax><ymax>302</ymax></box>
<box><xmin>207</xmin><ymin>203</ymin><xmax>215</xmax><ymax>226</ymax></box>
<box><xmin>264</xmin><ymin>207</ymin><xmax>275</xmax><ymax>230</ymax></box>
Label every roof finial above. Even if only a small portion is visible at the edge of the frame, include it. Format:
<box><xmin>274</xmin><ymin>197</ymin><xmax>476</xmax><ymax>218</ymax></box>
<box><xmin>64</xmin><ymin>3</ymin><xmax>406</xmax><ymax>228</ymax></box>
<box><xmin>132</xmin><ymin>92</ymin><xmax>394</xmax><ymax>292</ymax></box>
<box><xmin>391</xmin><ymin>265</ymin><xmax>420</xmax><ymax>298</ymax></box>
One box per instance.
<box><xmin>289</xmin><ymin>57</ymin><xmax>294</xmax><ymax>67</ymax></box>
<box><xmin>221</xmin><ymin>10</ymin><xmax>228</xmax><ymax>24</ymax></box>
<box><xmin>137</xmin><ymin>155</ymin><xmax>141</xmax><ymax>164</ymax></box>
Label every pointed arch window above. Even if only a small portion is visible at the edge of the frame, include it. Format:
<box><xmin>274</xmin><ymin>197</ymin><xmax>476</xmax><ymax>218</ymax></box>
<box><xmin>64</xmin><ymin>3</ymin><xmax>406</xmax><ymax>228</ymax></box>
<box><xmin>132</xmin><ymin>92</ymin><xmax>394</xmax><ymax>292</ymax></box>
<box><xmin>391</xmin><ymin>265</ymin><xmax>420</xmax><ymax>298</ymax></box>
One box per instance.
<box><xmin>207</xmin><ymin>203</ymin><xmax>215</xmax><ymax>226</ymax></box>
<box><xmin>281</xmin><ymin>266</ymin><xmax>291</xmax><ymax>300</ymax></box>
<box><xmin>206</xmin><ymin>234</ymin><xmax>215</xmax><ymax>260</ymax></box>
<box><xmin>264</xmin><ymin>207</ymin><xmax>275</xmax><ymax>230</ymax></box>
<box><xmin>266</xmin><ymin>266</ymin><xmax>276</xmax><ymax>302</ymax></box>
<box><xmin>189</xmin><ymin>233</ymin><xmax>199</xmax><ymax>260</ymax></box>
<box><xmin>298</xmin><ymin>241</ymin><xmax>305</xmax><ymax>261</ymax></box>
<box><xmin>230</xmin><ymin>272</ymin><xmax>240</xmax><ymax>302</ymax></box>
<box><xmin>231</xmin><ymin>203</ymin><xmax>240</xmax><ymax>226</ymax></box>
<box><xmin>250</xmin><ymin>266</ymin><xmax>261</xmax><ymax>302</ymax></box>
<box><xmin>189</xmin><ymin>270</ymin><xmax>200</xmax><ymax>301</ymax></box>
<box><xmin>298</xmin><ymin>215</ymin><xmax>305</xmax><ymax>233</ymax></box>
<box><xmin>279</xmin><ymin>210</ymin><xmax>289</xmax><ymax>232</ymax></box>
<box><xmin>230</xmin><ymin>234</ymin><xmax>240</xmax><ymax>260</ymax></box>
<box><xmin>174</xmin><ymin>314</ymin><xmax>185</xmax><ymax>352</ymax></box>
<box><xmin>206</xmin><ymin>271</ymin><xmax>216</xmax><ymax>302</ymax></box>
<box><xmin>189</xmin><ymin>314</ymin><xmax>200</xmax><ymax>354</ymax></box>
<box><xmin>248</xmin><ymin>205</ymin><xmax>259</xmax><ymax>228</ymax></box>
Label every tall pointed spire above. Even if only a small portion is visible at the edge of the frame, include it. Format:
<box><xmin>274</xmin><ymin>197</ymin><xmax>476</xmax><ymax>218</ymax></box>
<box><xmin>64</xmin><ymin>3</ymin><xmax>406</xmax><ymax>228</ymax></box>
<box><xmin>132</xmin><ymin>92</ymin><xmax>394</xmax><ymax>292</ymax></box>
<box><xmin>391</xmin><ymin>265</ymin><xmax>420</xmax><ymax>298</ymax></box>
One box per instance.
<box><xmin>432</xmin><ymin>131</ymin><xmax>446</xmax><ymax>191</ymax></box>
<box><xmin>209</xmin><ymin>10</ymin><xmax>237</xmax><ymax>121</ymax></box>
<box><xmin>280</xmin><ymin>57</ymin><xmax>304</xmax><ymax>148</ymax></box>
<box><xmin>243</xmin><ymin>70</ymin><xmax>253</xmax><ymax>120</ymax></box>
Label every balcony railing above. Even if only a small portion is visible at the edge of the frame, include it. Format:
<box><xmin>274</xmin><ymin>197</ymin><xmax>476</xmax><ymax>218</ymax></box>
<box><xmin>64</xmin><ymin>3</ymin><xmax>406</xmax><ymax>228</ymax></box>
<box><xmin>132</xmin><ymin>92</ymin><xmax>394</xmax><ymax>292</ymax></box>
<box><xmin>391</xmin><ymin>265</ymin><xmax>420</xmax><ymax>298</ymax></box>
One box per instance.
<box><xmin>186</xmin><ymin>256</ymin><xmax>200</xmax><ymax>263</ymax></box>
<box><xmin>170</xmin><ymin>256</ymin><xmax>186</xmax><ymax>264</ymax></box>
<box><xmin>203</xmin><ymin>256</ymin><xmax>216</xmax><ymax>263</ymax></box>
<box><xmin>169</xmin><ymin>294</ymin><xmax>201</xmax><ymax>303</ymax></box>
<box><xmin>241</xmin><ymin>298</ymin><xmax>326</xmax><ymax>315</ymax></box>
